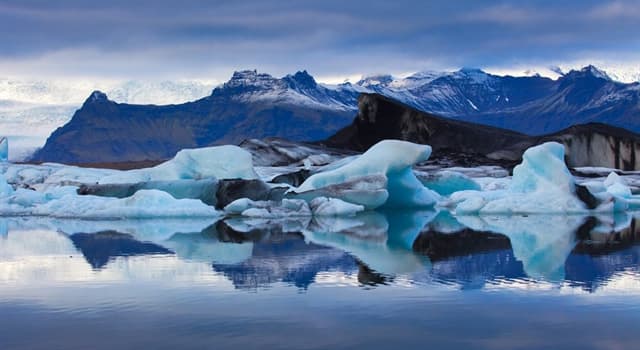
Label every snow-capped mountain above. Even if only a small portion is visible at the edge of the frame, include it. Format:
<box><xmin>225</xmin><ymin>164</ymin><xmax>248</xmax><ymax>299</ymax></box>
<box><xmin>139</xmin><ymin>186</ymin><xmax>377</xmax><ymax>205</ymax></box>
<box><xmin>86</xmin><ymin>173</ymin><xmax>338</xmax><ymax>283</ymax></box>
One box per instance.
<box><xmin>346</xmin><ymin>65</ymin><xmax>640</xmax><ymax>135</ymax></box>
<box><xmin>556</xmin><ymin>63</ymin><xmax>640</xmax><ymax>84</ymax></box>
<box><xmin>215</xmin><ymin>70</ymin><xmax>359</xmax><ymax>111</ymax></box>
<box><xmin>31</xmin><ymin>70</ymin><xmax>357</xmax><ymax>164</ymax></box>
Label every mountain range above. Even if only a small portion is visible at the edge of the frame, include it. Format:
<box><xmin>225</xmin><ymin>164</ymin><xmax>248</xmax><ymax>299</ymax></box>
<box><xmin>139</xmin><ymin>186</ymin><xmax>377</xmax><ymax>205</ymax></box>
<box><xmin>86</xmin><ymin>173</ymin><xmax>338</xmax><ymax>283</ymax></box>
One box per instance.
<box><xmin>354</xmin><ymin>66</ymin><xmax>640</xmax><ymax>135</ymax></box>
<box><xmin>31</xmin><ymin>71</ymin><xmax>356</xmax><ymax>163</ymax></box>
<box><xmin>28</xmin><ymin>65</ymin><xmax>640</xmax><ymax>164</ymax></box>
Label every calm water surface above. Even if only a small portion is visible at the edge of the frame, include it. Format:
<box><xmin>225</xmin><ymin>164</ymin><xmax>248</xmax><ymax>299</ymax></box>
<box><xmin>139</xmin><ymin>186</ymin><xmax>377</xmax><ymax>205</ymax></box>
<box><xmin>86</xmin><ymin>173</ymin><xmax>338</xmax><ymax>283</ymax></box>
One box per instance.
<box><xmin>1</xmin><ymin>211</ymin><xmax>640</xmax><ymax>350</ymax></box>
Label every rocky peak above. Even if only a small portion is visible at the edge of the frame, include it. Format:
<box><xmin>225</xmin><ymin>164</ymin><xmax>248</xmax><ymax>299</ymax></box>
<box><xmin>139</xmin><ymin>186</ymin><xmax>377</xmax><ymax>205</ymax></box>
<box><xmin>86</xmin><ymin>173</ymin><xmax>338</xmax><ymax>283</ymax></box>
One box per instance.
<box><xmin>284</xmin><ymin>70</ymin><xmax>317</xmax><ymax>89</ymax></box>
<box><xmin>223</xmin><ymin>70</ymin><xmax>280</xmax><ymax>90</ymax></box>
<box><xmin>451</xmin><ymin>68</ymin><xmax>491</xmax><ymax>83</ymax></box>
<box><xmin>564</xmin><ymin>65</ymin><xmax>612</xmax><ymax>81</ymax></box>
<box><xmin>89</xmin><ymin>90</ymin><xmax>108</xmax><ymax>101</ymax></box>
<box><xmin>82</xmin><ymin>90</ymin><xmax>110</xmax><ymax>106</ymax></box>
<box><xmin>356</xmin><ymin>74</ymin><xmax>395</xmax><ymax>87</ymax></box>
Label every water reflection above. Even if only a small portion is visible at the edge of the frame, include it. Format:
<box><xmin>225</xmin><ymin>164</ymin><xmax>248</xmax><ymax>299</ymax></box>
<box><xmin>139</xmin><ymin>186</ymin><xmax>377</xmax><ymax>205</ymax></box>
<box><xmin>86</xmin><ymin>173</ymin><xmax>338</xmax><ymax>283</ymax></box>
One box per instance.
<box><xmin>1</xmin><ymin>211</ymin><xmax>640</xmax><ymax>292</ymax></box>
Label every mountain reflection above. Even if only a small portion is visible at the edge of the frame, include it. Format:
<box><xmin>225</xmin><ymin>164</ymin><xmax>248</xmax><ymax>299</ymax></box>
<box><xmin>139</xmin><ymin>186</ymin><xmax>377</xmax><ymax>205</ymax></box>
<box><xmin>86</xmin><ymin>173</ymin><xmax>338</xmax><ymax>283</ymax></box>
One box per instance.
<box><xmin>69</xmin><ymin>231</ymin><xmax>173</xmax><ymax>269</ymax></box>
<box><xmin>1</xmin><ymin>211</ymin><xmax>639</xmax><ymax>292</ymax></box>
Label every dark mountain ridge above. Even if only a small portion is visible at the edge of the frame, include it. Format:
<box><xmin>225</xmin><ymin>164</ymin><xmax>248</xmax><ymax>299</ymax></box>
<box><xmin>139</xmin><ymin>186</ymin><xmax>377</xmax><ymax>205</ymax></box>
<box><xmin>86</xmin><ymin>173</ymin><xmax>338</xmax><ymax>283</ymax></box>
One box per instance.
<box><xmin>327</xmin><ymin>93</ymin><xmax>640</xmax><ymax>170</ymax></box>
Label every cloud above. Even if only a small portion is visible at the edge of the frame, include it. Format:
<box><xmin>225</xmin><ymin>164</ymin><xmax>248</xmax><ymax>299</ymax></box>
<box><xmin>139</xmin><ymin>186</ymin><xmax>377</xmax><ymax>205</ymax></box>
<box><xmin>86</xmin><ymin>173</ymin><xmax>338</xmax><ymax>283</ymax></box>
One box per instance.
<box><xmin>0</xmin><ymin>0</ymin><xmax>638</xmax><ymax>81</ymax></box>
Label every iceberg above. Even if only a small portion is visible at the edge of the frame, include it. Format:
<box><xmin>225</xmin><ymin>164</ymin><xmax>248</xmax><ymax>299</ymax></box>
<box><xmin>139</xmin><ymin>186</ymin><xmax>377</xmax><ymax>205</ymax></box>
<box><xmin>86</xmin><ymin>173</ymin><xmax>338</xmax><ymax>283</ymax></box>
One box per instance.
<box><xmin>1</xmin><ymin>189</ymin><xmax>219</xmax><ymax>219</ymax></box>
<box><xmin>99</xmin><ymin>145</ymin><xmax>258</xmax><ymax>184</ymax></box>
<box><xmin>295</xmin><ymin>140</ymin><xmax>439</xmax><ymax>209</ymax></box>
<box><xmin>450</xmin><ymin>142</ymin><xmax>589</xmax><ymax>214</ymax></box>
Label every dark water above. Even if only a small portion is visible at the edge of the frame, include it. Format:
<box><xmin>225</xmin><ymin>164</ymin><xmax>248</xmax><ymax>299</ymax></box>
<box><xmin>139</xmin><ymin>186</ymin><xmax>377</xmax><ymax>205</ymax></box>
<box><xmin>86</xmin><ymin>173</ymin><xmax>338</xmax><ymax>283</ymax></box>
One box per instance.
<box><xmin>1</xmin><ymin>211</ymin><xmax>640</xmax><ymax>350</ymax></box>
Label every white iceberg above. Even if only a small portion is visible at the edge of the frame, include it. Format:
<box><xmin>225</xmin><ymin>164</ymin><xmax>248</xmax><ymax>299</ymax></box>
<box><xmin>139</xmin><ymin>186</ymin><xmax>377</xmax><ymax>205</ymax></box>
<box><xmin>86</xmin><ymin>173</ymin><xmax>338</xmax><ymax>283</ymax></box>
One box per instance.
<box><xmin>295</xmin><ymin>140</ymin><xmax>439</xmax><ymax>209</ymax></box>
<box><xmin>99</xmin><ymin>145</ymin><xmax>258</xmax><ymax>184</ymax></box>
<box><xmin>1</xmin><ymin>188</ymin><xmax>219</xmax><ymax>219</ymax></box>
<box><xmin>450</xmin><ymin>142</ymin><xmax>589</xmax><ymax>214</ymax></box>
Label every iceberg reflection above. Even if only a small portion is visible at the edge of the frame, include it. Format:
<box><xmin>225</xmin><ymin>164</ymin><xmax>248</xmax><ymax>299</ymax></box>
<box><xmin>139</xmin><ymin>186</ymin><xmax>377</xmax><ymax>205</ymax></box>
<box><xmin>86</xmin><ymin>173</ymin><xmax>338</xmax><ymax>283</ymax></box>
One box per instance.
<box><xmin>0</xmin><ymin>211</ymin><xmax>639</xmax><ymax>292</ymax></box>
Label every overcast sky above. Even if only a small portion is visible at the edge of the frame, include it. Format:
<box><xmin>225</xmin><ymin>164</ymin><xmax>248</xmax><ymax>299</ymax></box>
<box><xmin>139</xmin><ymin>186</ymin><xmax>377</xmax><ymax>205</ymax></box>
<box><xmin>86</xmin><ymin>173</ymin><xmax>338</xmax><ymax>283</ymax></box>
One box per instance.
<box><xmin>1</xmin><ymin>0</ymin><xmax>639</xmax><ymax>83</ymax></box>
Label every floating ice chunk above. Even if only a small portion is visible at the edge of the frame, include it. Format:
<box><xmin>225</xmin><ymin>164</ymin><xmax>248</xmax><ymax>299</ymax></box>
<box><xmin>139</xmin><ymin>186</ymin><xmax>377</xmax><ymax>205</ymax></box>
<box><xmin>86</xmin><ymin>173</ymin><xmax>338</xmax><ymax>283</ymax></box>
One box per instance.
<box><xmin>99</xmin><ymin>145</ymin><xmax>258</xmax><ymax>184</ymax></box>
<box><xmin>0</xmin><ymin>137</ymin><xmax>8</xmax><ymax>162</ymax></box>
<box><xmin>309</xmin><ymin>197</ymin><xmax>364</xmax><ymax>216</ymax></box>
<box><xmin>510</xmin><ymin>142</ymin><xmax>574</xmax><ymax>193</ymax></box>
<box><xmin>598</xmin><ymin>172</ymin><xmax>640</xmax><ymax>210</ymax></box>
<box><xmin>224</xmin><ymin>198</ymin><xmax>256</xmax><ymax>214</ymax></box>
<box><xmin>604</xmin><ymin>172</ymin><xmax>632</xmax><ymax>198</ymax></box>
<box><xmin>451</xmin><ymin>142</ymin><xmax>587</xmax><ymax>214</ymax></box>
<box><xmin>416</xmin><ymin>170</ymin><xmax>480</xmax><ymax>195</ymax></box>
<box><xmin>296</xmin><ymin>140</ymin><xmax>438</xmax><ymax>209</ymax></box>
<box><xmin>32</xmin><ymin>190</ymin><xmax>219</xmax><ymax>219</ymax></box>
<box><xmin>224</xmin><ymin>198</ymin><xmax>311</xmax><ymax>218</ymax></box>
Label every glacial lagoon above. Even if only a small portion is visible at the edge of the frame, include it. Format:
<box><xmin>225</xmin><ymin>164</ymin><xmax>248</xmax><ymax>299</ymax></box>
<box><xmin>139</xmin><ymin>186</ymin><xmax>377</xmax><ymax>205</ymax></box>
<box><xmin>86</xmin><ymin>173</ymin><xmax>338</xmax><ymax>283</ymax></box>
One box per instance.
<box><xmin>2</xmin><ymin>211</ymin><xmax>640</xmax><ymax>350</ymax></box>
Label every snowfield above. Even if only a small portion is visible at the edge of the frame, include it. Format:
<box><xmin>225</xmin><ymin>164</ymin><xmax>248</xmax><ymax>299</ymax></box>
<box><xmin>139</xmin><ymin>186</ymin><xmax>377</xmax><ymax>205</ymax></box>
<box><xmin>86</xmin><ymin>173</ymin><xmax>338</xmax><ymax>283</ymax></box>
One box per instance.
<box><xmin>2</xmin><ymin>140</ymin><xmax>640</xmax><ymax>220</ymax></box>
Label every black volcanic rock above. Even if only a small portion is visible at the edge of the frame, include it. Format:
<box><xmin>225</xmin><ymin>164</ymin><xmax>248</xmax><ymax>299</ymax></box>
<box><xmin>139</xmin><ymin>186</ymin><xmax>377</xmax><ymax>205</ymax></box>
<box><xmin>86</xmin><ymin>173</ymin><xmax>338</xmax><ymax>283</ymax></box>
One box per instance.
<box><xmin>31</xmin><ymin>71</ymin><xmax>358</xmax><ymax>164</ymax></box>
<box><xmin>327</xmin><ymin>93</ymin><xmax>640</xmax><ymax>170</ymax></box>
<box><xmin>326</xmin><ymin>93</ymin><xmax>534</xmax><ymax>163</ymax></box>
